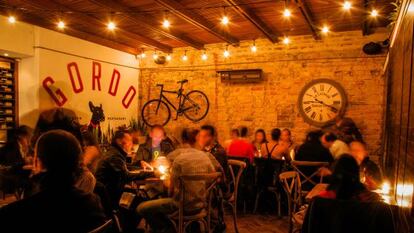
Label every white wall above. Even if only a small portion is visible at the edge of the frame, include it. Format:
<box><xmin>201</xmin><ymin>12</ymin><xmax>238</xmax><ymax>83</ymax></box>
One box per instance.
<box><xmin>0</xmin><ymin>16</ymin><xmax>139</xmax><ymax>130</ymax></box>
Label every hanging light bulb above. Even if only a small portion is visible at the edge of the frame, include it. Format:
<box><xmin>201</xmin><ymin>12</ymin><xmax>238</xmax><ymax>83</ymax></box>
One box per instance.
<box><xmin>251</xmin><ymin>40</ymin><xmax>257</xmax><ymax>53</ymax></box>
<box><xmin>182</xmin><ymin>51</ymin><xmax>188</xmax><ymax>61</ymax></box>
<box><xmin>107</xmin><ymin>21</ymin><xmax>116</xmax><ymax>30</ymax></box>
<box><xmin>57</xmin><ymin>20</ymin><xmax>65</xmax><ymax>29</ymax></box>
<box><xmin>283</xmin><ymin>9</ymin><xmax>291</xmax><ymax>18</ymax></box>
<box><xmin>370</xmin><ymin>9</ymin><xmax>379</xmax><ymax>17</ymax></box>
<box><xmin>140</xmin><ymin>50</ymin><xmax>146</xmax><ymax>58</ymax></box>
<box><xmin>8</xmin><ymin>16</ymin><xmax>16</xmax><ymax>24</ymax></box>
<box><xmin>223</xmin><ymin>46</ymin><xmax>230</xmax><ymax>58</ymax></box>
<box><xmin>343</xmin><ymin>1</ymin><xmax>352</xmax><ymax>10</ymax></box>
<box><xmin>152</xmin><ymin>52</ymin><xmax>158</xmax><ymax>60</ymax></box>
<box><xmin>162</xmin><ymin>19</ymin><xmax>170</xmax><ymax>28</ymax></box>
<box><xmin>166</xmin><ymin>54</ymin><xmax>172</xmax><ymax>61</ymax></box>
<box><xmin>221</xmin><ymin>7</ymin><xmax>229</xmax><ymax>25</ymax></box>
<box><xmin>4</xmin><ymin>53</ymin><xmax>9</xmax><ymax>57</ymax></box>
<box><xmin>283</xmin><ymin>36</ymin><xmax>290</xmax><ymax>45</ymax></box>
<box><xmin>201</xmin><ymin>51</ymin><xmax>208</xmax><ymax>61</ymax></box>
<box><xmin>322</xmin><ymin>25</ymin><xmax>330</xmax><ymax>34</ymax></box>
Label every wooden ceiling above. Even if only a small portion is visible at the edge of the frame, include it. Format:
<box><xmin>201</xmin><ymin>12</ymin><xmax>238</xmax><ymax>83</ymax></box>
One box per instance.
<box><xmin>0</xmin><ymin>0</ymin><xmax>393</xmax><ymax>54</ymax></box>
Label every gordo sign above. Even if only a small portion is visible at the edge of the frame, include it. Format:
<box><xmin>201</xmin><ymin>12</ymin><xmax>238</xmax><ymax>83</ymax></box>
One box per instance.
<box><xmin>42</xmin><ymin>61</ymin><xmax>137</xmax><ymax>109</ymax></box>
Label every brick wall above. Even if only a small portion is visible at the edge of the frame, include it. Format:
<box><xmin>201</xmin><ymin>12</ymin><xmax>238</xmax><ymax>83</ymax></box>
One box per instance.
<box><xmin>139</xmin><ymin>29</ymin><xmax>388</xmax><ymax>156</ymax></box>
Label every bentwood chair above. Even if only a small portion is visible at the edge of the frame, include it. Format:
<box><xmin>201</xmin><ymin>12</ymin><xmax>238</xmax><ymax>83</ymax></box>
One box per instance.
<box><xmin>169</xmin><ymin>172</ymin><xmax>222</xmax><ymax>233</ymax></box>
<box><xmin>290</xmin><ymin>161</ymin><xmax>329</xmax><ymax>194</ymax></box>
<box><xmin>224</xmin><ymin>159</ymin><xmax>247</xmax><ymax>233</ymax></box>
<box><xmin>279</xmin><ymin>171</ymin><xmax>302</xmax><ymax>233</ymax></box>
<box><xmin>87</xmin><ymin>219</ymin><xmax>114</xmax><ymax>233</ymax></box>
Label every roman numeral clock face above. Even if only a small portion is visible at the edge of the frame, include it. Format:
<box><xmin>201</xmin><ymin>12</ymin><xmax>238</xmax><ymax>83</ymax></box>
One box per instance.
<box><xmin>298</xmin><ymin>79</ymin><xmax>347</xmax><ymax>127</ymax></box>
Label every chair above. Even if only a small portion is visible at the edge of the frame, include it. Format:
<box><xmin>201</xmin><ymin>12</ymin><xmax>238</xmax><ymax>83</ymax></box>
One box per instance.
<box><xmin>169</xmin><ymin>172</ymin><xmax>222</xmax><ymax>233</ymax></box>
<box><xmin>87</xmin><ymin>219</ymin><xmax>113</xmax><ymax>233</ymax></box>
<box><xmin>291</xmin><ymin>161</ymin><xmax>329</xmax><ymax>193</ymax></box>
<box><xmin>223</xmin><ymin>159</ymin><xmax>247</xmax><ymax>233</ymax></box>
<box><xmin>279</xmin><ymin>171</ymin><xmax>302</xmax><ymax>233</ymax></box>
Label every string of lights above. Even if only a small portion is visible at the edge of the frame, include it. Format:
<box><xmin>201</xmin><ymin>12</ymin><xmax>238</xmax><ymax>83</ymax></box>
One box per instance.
<box><xmin>3</xmin><ymin>1</ymin><xmax>382</xmax><ymax>62</ymax></box>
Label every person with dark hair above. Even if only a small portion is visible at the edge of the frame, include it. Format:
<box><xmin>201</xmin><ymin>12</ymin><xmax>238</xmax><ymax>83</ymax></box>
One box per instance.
<box><xmin>199</xmin><ymin>125</ymin><xmax>229</xmax><ymax>177</ymax></box>
<box><xmin>295</xmin><ymin>130</ymin><xmax>333</xmax><ymax>162</ymax></box>
<box><xmin>227</xmin><ymin>126</ymin><xmax>255</xmax><ymax>163</ymax></box>
<box><xmin>252</xmin><ymin>129</ymin><xmax>267</xmax><ymax>155</ymax></box>
<box><xmin>318</xmin><ymin>154</ymin><xmax>381</xmax><ymax>202</ymax></box>
<box><xmin>0</xmin><ymin>125</ymin><xmax>33</xmax><ymax>168</ymax></box>
<box><xmin>95</xmin><ymin>130</ymin><xmax>149</xmax><ymax>209</ymax></box>
<box><xmin>0</xmin><ymin>130</ymin><xmax>106</xmax><ymax>232</ymax></box>
<box><xmin>321</xmin><ymin>131</ymin><xmax>349</xmax><ymax>159</ymax></box>
<box><xmin>166</xmin><ymin>128</ymin><xmax>200</xmax><ymax>163</ymax></box>
<box><xmin>260</xmin><ymin>128</ymin><xmax>290</xmax><ymax>161</ymax></box>
<box><xmin>224</xmin><ymin>128</ymin><xmax>240</xmax><ymax>151</ymax></box>
<box><xmin>82</xmin><ymin>130</ymin><xmax>101</xmax><ymax>174</ymax></box>
<box><xmin>135</xmin><ymin>124</ymin><xmax>175</xmax><ymax>170</ymax></box>
<box><xmin>349</xmin><ymin>141</ymin><xmax>383</xmax><ymax>190</ymax></box>
<box><xmin>137</xmin><ymin>128</ymin><xmax>219</xmax><ymax>233</ymax></box>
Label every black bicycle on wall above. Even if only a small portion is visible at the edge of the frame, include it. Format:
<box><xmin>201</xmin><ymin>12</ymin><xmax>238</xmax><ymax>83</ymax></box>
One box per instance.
<box><xmin>141</xmin><ymin>79</ymin><xmax>209</xmax><ymax>126</ymax></box>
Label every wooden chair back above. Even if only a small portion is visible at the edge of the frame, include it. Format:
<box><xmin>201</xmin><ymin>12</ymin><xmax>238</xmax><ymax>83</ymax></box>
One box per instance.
<box><xmin>291</xmin><ymin>161</ymin><xmax>329</xmax><ymax>187</ymax></box>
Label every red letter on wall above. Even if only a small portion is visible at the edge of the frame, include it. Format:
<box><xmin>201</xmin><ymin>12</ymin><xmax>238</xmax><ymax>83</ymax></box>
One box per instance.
<box><xmin>42</xmin><ymin>77</ymin><xmax>68</xmax><ymax>107</ymax></box>
<box><xmin>122</xmin><ymin>86</ymin><xmax>137</xmax><ymax>109</ymax></box>
<box><xmin>108</xmin><ymin>69</ymin><xmax>120</xmax><ymax>96</ymax></box>
<box><xmin>67</xmin><ymin>62</ymin><xmax>84</xmax><ymax>93</ymax></box>
<box><xmin>92</xmin><ymin>61</ymin><xmax>101</xmax><ymax>91</ymax></box>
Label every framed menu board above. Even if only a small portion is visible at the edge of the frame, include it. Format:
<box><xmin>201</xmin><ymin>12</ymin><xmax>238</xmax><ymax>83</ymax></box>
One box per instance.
<box><xmin>0</xmin><ymin>57</ymin><xmax>18</xmax><ymax>147</ymax></box>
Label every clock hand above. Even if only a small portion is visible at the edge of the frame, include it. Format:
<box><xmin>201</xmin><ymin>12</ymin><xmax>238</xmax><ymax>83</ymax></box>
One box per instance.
<box><xmin>314</xmin><ymin>98</ymin><xmax>338</xmax><ymax>111</ymax></box>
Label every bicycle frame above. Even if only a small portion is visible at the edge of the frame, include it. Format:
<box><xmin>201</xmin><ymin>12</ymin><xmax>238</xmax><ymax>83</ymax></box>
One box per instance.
<box><xmin>156</xmin><ymin>84</ymin><xmax>195</xmax><ymax>115</ymax></box>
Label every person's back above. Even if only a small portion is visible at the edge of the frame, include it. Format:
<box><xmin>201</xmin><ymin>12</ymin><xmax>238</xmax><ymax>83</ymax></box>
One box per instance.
<box><xmin>261</xmin><ymin>128</ymin><xmax>290</xmax><ymax>161</ymax></box>
<box><xmin>227</xmin><ymin>126</ymin><xmax>254</xmax><ymax>163</ymax></box>
<box><xmin>0</xmin><ymin>130</ymin><xmax>105</xmax><ymax>232</ymax></box>
<box><xmin>296</xmin><ymin>131</ymin><xmax>333</xmax><ymax>162</ymax></box>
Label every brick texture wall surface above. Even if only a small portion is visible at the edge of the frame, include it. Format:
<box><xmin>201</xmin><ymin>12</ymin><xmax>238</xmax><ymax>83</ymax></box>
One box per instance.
<box><xmin>139</xmin><ymin>29</ymin><xmax>389</xmax><ymax>156</ymax></box>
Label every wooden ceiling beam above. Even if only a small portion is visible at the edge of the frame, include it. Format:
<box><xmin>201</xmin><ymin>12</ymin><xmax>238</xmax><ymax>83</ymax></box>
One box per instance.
<box><xmin>225</xmin><ymin>0</ymin><xmax>278</xmax><ymax>43</ymax></box>
<box><xmin>15</xmin><ymin>0</ymin><xmax>172</xmax><ymax>53</ymax></box>
<box><xmin>154</xmin><ymin>0</ymin><xmax>239</xmax><ymax>45</ymax></box>
<box><xmin>294</xmin><ymin>0</ymin><xmax>321</xmax><ymax>40</ymax></box>
<box><xmin>87</xmin><ymin>0</ymin><xmax>205</xmax><ymax>50</ymax></box>
<box><xmin>0</xmin><ymin>10</ymin><xmax>140</xmax><ymax>54</ymax></box>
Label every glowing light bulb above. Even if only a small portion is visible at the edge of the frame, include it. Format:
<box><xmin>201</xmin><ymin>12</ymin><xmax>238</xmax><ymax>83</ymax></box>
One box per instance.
<box><xmin>223</xmin><ymin>49</ymin><xmax>230</xmax><ymax>58</ymax></box>
<box><xmin>57</xmin><ymin>21</ymin><xmax>65</xmax><ymax>29</ymax></box>
<box><xmin>166</xmin><ymin>54</ymin><xmax>172</xmax><ymax>61</ymax></box>
<box><xmin>4</xmin><ymin>53</ymin><xmax>9</xmax><ymax>57</ymax></box>
<box><xmin>182</xmin><ymin>54</ymin><xmax>188</xmax><ymax>61</ymax></box>
<box><xmin>107</xmin><ymin>21</ymin><xmax>116</xmax><ymax>30</ymax></box>
<box><xmin>251</xmin><ymin>45</ymin><xmax>257</xmax><ymax>52</ymax></box>
<box><xmin>283</xmin><ymin>37</ymin><xmax>290</xmax><ymax>45</ymax></box>
<box><xmin>162</xmin><ymin>19</ymin><xmax>170</xmax><ymax>28</ymax></box>
<box><xmin>158</xmin><ymin>165</ymin><xmax>166</xmax><ymax>174</ymax></box>
<box><xmin>8</xmin><ymin>16</ymin><xmax>16</xmax><ymax>24</ymax></box>
<box><xmin>140</xmin><ymin>52</ymin><xmax>146</xmax><ymax>58</ymax></box>
<box><xmin>221</xmin><ymin>16</ymin><xmax>229</xmax><ymax>25</ymax></box>
<box><xmin>381</xmin><ymin>182</ymin><xmax>390</xmax><ymax>195</ymax></box>
<box><xmin>370</xmin><ymin>9</ymin><xmax>378</xmax><ymax>17</ymax></box>
<box><xmin>322</xmin><ymin>25</ymin><xmax>330</xmax><ymax>34</ymax></box>
<box><xmin>152</xmin><ymin>53</ymin><xmax>158</xmax><ymax>60</ymax></box>
<box><xmin>283</xmin><ymin>9</ymin><xmax>291</xmax><ymax>18</ymax></box>
<box><xmin>343</xmin><ymin>1</ymin><xmax>352</xmax><ymax>10</ymax></box>
<box><xmin>201</xmin><ymin>53</ymin><xmax>208</xmax><ymax>60</ymax></box>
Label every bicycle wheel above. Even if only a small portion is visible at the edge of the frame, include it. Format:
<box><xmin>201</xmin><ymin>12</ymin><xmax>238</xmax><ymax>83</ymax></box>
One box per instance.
<box><xmin>141</xmin><ymin>99</ymin><xmax>171</xmax><ymax>126</ymax></box>
<box><xmin>183</xmin><ymin>90</ymin><xmax>209</xmax><ymax>122</ymax></box>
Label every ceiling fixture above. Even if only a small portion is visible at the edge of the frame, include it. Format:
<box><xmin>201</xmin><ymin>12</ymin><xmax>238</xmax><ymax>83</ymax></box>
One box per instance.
<box><xmin>223</xmin><ymin>45</ymin><xmax>230</xmax><ymax>58</ymax></box>
<box><xmin>370</xmin><ymin>9</ymin><xmax>379</xmax><ymax>17</ymax></box>
<box><xmin>162</xmin><ymin>19</ymin><xmax>170</xmax><ymax>28</ymax></box>
<box><xmin>342</xmin><ymin>1</ymin><xmax>352</xmax><ymax>10</ymax></box>
<box><xmin>201</xmin><ymin>51</ymin><xmax>208</xmax><ymax>60</ymax></box>
<box><xmin>107</xmin><ymin>21</ymin><xmax>116</xmax><ymax>30</ymax></box>
<box><xmin>166</xmin><ymin>54</ymin><xmax>172</xmax><ymax>61</ymax></box>
<box><xmin>182</xmin><ymin>51</ymin><xmax>188</xmax><ymax>61</ymax></box>
<box><xmin>221</xmin><ymin>7</ymin><xmax>229</xmax><ymax>25</ymax></box>
<box><xmin>8</xmin><ymin>16</ymin><xmax>16</xmax><ymax>24</ymax></box>
<box><xmin>140</xmin><ymin>50</ymin><xmax>146</xmax><ymax>58</ymax></box>
<box><xmin>283</xmin><ymin>36</ymin><xmax>290</xmax><ymax>45</ymax></box>
<box><xmin>4</xmin><ymin>53</ymin><xmax>9</xmax><ymax>57</ymax></box>
<box><xmin>152</xmin><ymin>51</ymin><xmax>158</xmax><ymax>60</ymax></box>
<box><xmin>283</xmin><ymin>9</ymin><xmax>291</xmax><ymax>18</ymax></box>
<box><xmin>251</xmin><ymin>40</ymin><xmax>257</xmax><ymax>52</ymax></box>
<box><xmin>57</xmin><ymin>20</ymin><xmax>65</xmax><ymax>29</ymax></box>
<box><xmin>322</xmin><ymin>25</ymin><xmax>330</xmax><ymax>34</ymax></box>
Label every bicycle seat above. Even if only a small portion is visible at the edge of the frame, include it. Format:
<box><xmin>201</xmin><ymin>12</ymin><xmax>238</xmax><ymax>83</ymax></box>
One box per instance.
<box><xmin>177</xmin><ymin>79</ymin><xmax>188</xmax><ymax>84</ymax></box>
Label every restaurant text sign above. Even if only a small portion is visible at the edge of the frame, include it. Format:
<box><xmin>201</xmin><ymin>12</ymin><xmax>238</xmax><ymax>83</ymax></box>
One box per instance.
<box><xmin>42</xmin><ymin>61</ymin><xmax>137</xmax><ymax>109</ymax></box>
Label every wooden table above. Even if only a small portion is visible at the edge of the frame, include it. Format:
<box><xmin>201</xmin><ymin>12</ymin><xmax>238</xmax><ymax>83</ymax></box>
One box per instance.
<box><xmin>305</xmin><ymin>183</ymin><xmax>328</xmax><ymax>201</ymax></box>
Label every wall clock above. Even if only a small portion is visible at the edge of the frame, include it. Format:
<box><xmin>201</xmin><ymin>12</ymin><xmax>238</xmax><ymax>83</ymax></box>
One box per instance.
<box><xmin>298</xmin><ymin>79</ymin><xmax>347</xmax><ymax>127</ymax></box>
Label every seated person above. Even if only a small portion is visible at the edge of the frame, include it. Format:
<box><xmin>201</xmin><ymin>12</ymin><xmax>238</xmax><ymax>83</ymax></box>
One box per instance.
<box><xmin>227</xmin><ymin>126</ymin><xmax>255</xmax><ymax>163</ymax></box>
<box><xmin>318</xmin><ymin>154</ymin><xmax>381</xmax><ymax>202</ymax></box>
<box><xmin>137</xmin><ymin>128</ymin><xmax>219</xmax><ymax>233</ymax></box>
<box><xmin>0</xmin><ymin>130</ymin><xmax>105</xmax><ymax>232</ymax></box>
<box><xmin>260</xmin><ymin>128</ymin><xmax>291</xmax><ymax>161</ymax></box>
<box><xmin>95</xmin><ymin>130</ymin><xmax>150</xmax><ymax>209</ymax></box>
<box><xmin>81</xmin><ymin>130</ymin><xmax>102</xmax><ymax>174</ymax></box>
<box><xmin>224</xmin><ymin>128</ymin><xmax>240</xmax><ymax>151</ymax></box>
<box><xmin>252</xmin><ymin>129</ymin><xmax>267</xmax><ymax>155</ymax></box>
<box><xmin>296</xmin><ymin>130</ymin><xmax>333</xmax><ymax>162</ymax></box>
<box><xmin>320</xmin><ymin>132</ymin><xmax>350</xmax><ymax>159</ymax></box>
<box><xmin>350</xmin><ymin>141</ymin><xmax>383</xmax><ymax>190</ymax></box>
<box><xmin>135</xmin><ymin>125</ymin><xmax>175</xmax><ymax>169</ymax></box>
